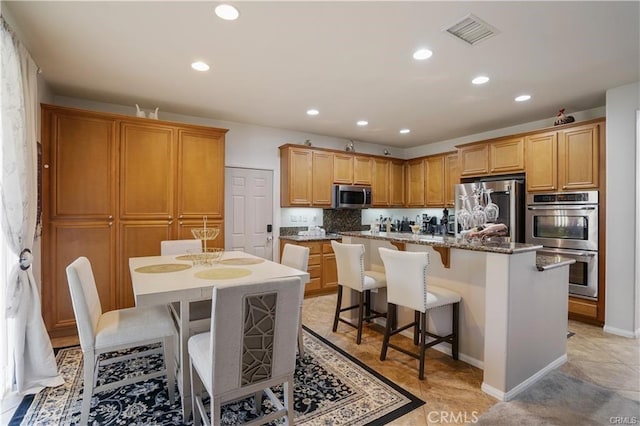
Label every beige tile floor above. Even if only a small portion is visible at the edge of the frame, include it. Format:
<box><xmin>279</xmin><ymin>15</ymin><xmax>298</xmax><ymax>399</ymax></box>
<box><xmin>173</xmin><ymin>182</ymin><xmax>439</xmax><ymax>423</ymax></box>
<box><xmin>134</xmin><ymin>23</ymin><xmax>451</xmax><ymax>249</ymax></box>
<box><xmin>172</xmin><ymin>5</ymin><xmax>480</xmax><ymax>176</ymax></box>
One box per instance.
<box><xmin>6</xmin><ymin>293</ymin><xmax>637</xmax><ymax>425</ymax></box>
<box><xmin>301</xmin><ymin>293</ymin><xmax>640</xmax><ymax>425</ymax></box>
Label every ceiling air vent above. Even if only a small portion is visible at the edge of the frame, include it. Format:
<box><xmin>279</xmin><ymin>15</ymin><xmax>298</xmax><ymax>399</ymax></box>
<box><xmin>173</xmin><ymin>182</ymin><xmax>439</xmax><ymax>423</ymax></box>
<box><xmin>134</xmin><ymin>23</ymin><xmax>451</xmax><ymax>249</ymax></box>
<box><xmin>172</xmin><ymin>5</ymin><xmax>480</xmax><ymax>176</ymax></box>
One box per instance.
<box><xmin>444</xmin><ymin>14</ymin><xmax>499</xmax><ymax>46</ymax></box>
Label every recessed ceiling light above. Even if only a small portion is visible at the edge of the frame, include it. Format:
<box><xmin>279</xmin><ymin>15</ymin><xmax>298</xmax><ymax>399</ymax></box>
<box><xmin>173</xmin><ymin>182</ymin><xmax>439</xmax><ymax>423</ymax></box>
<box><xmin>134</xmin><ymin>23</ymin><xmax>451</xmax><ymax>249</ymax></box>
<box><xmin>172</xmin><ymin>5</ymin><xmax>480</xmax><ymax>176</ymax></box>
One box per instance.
<box><xmin>357</xmin><ymin>120</ymin><xmax>368</xmax><ymax>126</ymax></box>
<box><xmin>400</xmin><ymin>129</ymin><xmax>411</xmax><ymax>134</ymax></box>
<box><xmin>515</xmin><ymin>94</ymin><xmax>531</xmax><ymax>102</ymax></box>
<box><xmin>191</xmin><ymin>61</ymin><xmax>210</xmax><ymax>71</ymax></box>
<box><xmin>472</xmin><ymin>76</ymin><xmax>490</xmax><ymax>85</ymax></box>
<box><xmin>306</xmin><ymin>109</ymin><xmax>319</xmax><ymax>116</ymax></box>
<box><xmin>215</xmin><ymin>4</ymin><xmax>239</xmax><ymax>20</ymax></box>
<box><xmin>413</xmin><ymin>48</ymin><xmax>433</xmax><ymax>60</ymax></box>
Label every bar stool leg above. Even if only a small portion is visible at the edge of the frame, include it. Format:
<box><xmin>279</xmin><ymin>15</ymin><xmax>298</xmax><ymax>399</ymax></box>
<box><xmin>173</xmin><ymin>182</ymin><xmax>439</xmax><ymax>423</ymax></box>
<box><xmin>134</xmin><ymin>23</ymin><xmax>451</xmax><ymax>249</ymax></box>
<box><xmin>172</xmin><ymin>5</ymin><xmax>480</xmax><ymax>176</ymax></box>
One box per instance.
<box><xmin>332</xmin><ymin>285</ymin><xmax>343</xmax><ymax>332</ymax></box>
<box><xmin>356</xmin><ymin>291</ymin><xmax>365</xmax><ymax>344</ymax></box>
<box><xmin>365</xmin><ymin>290</ymin><xmax>372</xmax><ymax>321</ymax></box>
<box><xmin>452</xmin><ymin>302</ymin><xmax>459</xmax><ymax>360</ymax></box>
<box><xmin>419</xmin><ymin>312</ymin><xmax>427</xmax><ymax>380</ymax></box>
<box><xmin>413</xmin><ymin>310</ymin><xmax>420</xmax><ymax>345</ymax></box>
<box><xmin>380</xmin><ymin>303</ymin><xmax>393</xmax><ymax>361</ymax></box>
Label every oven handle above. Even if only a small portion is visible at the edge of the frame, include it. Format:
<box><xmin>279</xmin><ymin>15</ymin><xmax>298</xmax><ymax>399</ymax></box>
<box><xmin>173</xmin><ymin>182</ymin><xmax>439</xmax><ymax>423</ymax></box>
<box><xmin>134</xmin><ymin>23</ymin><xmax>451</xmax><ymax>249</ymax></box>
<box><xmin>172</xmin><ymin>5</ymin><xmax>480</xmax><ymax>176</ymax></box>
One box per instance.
<box><xmin>538</xmin><ymin>247</ymin><xmax>596</xmax><ymax>258</ymax></box>
<box><xmin>527</xmin><ymin>206</ymin><xmax>597</xmax><ymax>210</ymax></box>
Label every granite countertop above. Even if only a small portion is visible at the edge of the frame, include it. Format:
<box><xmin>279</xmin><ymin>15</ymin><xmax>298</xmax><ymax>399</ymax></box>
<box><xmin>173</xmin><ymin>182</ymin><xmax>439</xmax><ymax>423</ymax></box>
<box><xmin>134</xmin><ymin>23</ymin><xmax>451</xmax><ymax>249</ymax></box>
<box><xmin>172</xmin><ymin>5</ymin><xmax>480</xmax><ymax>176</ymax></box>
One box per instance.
<box><xmin>279</xmin><ymin>234</ymin><xmax>343</xmax><ymax>242</ymax></box>
<box><xmin>339</xmin><ymin>230</ymin><xmax>543</xmax><ymax>254</ymax></box>
<box><xmin>535</xmin><ymin>254</ymin><xmax>576</xmax><ymax>271</ymax></box>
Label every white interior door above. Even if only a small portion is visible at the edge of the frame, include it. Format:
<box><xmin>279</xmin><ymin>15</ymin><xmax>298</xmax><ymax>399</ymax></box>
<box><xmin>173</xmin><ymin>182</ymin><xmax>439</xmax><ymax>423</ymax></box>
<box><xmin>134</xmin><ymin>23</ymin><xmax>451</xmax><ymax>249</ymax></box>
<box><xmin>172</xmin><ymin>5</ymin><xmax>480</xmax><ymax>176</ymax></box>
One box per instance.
<box><xmin>225</xmin><ymin>167</ymin><xmax>274</xmax><ymax>259</ymax></box>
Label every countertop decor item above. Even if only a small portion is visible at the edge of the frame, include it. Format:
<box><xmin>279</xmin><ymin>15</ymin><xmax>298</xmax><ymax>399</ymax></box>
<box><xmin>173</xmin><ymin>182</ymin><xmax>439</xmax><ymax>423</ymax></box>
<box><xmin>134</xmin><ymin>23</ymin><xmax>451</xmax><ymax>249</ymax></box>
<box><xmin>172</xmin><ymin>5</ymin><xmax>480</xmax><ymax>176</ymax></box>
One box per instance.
<box><xmin>554</xmin><ymin>108</ymin><xmax>575</xmax><ymax>125</ymax></box>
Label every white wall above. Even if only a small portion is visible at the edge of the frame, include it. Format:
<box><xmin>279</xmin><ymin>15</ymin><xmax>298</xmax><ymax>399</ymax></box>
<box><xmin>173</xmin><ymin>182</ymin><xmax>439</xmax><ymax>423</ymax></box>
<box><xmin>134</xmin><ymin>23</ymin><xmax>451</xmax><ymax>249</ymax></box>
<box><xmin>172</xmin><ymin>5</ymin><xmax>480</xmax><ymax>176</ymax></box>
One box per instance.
<box><xmin>604</xmin><ymin>81</ymin><xmax>640</xmax><ymax>337</ymax></box>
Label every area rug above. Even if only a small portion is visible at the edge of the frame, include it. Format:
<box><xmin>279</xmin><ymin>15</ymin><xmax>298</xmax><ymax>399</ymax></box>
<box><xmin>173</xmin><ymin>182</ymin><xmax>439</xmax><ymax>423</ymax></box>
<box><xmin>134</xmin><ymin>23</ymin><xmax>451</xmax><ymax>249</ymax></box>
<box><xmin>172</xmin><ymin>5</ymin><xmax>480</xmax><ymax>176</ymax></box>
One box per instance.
<box><xmin>11</xmin><ymin>326</ymin><xmax>423</xmax><ymax>425</ymax></box>
<box><xmin>476</xmin><ymin>369</ymin><xmax>640</xmax><ymax>426</ymax></box>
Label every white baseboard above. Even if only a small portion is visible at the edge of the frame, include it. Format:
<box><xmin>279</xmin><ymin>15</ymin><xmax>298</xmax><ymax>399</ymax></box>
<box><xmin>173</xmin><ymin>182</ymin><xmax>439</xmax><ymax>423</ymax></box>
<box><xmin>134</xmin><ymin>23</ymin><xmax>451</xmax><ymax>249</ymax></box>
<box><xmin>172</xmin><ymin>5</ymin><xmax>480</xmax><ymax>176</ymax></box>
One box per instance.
<box><xmin>603</xmin><ymin>325</ymin><xmax>640</xmax><ymax>339</ymax></box>
<box><xmin>481</xmin><ymin>354</ymin><xmax>567</xmax><ymax>401</ymax></box>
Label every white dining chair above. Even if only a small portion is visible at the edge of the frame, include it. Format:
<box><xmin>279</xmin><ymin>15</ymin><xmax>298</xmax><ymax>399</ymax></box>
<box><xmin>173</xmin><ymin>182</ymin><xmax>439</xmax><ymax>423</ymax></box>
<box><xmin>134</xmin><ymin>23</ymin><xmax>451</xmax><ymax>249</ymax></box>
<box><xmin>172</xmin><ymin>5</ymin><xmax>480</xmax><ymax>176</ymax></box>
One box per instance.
<box><xmin>160</xmin><ymin>239</ymin><xmax>211</xmax><ymax>335</ymax></box>
<box><xmin>331</xmin><ymin>240</ymin><xmax>387</xmax><ymax>344</ymax></box>
<box><xmin>188</xmin><ymin>277</ymin><xmax>303</xmax><ymax>425</ymax></box>
<box><xmin>378</xmin><ymin>248</ymin><xmax>461</xmax><ymax>379</ymax></box>
<box><xmin>280</xmin><ymin>243</ymin><xmax>310</xmax><ymax>356</ymax></box>
<box><xmin>66</xmin><ymin>256</ymin><xmax>176</xmax><ymax>425</ymax></box>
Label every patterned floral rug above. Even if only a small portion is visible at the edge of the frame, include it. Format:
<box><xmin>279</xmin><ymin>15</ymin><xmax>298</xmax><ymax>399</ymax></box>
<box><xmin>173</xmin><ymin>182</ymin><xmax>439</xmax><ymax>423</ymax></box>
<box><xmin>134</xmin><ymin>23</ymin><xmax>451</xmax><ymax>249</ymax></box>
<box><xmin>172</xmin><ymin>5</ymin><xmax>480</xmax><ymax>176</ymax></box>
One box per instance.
<box><xmin>11</xmin><ymin>326</ymin><xmax>423</xmax><ymax>425</ymax></box>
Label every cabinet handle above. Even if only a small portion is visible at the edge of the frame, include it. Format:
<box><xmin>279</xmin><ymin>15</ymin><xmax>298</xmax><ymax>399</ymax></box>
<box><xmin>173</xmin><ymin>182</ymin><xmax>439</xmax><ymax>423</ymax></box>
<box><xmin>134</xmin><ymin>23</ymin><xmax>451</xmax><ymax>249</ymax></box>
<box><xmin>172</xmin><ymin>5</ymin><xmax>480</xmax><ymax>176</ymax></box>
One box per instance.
<box><xmin>108</xmin><ymin>215</ymin><xmax>113</xmax><ymax>220</ymax></box>
<box><xmin>108</xmin><ymin>222</ymin><xmax>113</xmax><ymax>227</ymax></box>
<box><xmin>168</xmin><ymin>220</ymin><xmax>174</xmax><ymax>225</ymax></box>
<box><xmin>179</xmin><ymin>221</ymin><xmax>183</xmax><ymax>225</ymax></box>
<box><xmin>43</xmin><ymin>164</ymin><xmax>50</xmax><ymax>169</ymax></box>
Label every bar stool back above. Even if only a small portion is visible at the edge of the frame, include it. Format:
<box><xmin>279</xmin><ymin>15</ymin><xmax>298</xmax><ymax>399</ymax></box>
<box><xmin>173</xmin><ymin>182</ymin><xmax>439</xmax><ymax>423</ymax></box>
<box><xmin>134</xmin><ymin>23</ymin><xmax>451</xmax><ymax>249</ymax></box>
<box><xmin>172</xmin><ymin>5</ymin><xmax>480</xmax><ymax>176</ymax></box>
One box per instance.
<box><xmin>331</xmin><ymin>240</ymin><xmax>387</xmax><ymax>344</ymax></box>
<box><xmin>378</xmin><ymin>247</ymin><xmax>461</xmax><ymax>379</ymax></box>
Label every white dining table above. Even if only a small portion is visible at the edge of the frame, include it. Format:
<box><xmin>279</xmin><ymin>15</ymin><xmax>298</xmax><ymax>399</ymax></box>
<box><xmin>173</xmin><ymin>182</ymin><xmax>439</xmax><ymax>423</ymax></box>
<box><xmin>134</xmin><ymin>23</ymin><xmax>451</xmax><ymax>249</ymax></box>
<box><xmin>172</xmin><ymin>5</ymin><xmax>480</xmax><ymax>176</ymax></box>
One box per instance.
<box><xmin>129</xmin><ymin>250</ymin><xmax>310</xmax><ymax>420</ymax></box>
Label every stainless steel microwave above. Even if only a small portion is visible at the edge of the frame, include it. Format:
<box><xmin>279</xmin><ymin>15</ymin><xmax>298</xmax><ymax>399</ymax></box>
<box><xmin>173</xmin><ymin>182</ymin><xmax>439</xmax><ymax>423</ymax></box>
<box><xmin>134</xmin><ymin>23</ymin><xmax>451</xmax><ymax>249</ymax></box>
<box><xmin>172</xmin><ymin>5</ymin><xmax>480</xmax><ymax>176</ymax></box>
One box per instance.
<box><xmin>332</xmin><ymin>185</ymin><xmax>372</xmax><ymax>209</ymax></box>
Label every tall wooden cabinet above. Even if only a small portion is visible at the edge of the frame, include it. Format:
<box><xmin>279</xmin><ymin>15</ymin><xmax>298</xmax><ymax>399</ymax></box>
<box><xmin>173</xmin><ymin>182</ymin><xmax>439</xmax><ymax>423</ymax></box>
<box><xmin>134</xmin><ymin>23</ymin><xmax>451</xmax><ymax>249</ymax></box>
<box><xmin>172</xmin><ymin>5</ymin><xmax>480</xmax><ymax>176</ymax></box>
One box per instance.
<box><xmin>41</xmin><ymin>105</ymin><xmax>227</xmax><ymax>336</ymax></box>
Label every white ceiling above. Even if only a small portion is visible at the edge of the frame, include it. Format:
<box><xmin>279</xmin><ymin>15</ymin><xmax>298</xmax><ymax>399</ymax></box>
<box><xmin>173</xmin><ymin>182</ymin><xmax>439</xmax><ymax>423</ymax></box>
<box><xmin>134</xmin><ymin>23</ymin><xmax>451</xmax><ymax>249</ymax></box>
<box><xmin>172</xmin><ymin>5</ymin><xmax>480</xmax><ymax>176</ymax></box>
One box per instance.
<box><xmin>4</xmin><ymin>1</ymin><xmax>639</xmax><ymax>148</ymax></box>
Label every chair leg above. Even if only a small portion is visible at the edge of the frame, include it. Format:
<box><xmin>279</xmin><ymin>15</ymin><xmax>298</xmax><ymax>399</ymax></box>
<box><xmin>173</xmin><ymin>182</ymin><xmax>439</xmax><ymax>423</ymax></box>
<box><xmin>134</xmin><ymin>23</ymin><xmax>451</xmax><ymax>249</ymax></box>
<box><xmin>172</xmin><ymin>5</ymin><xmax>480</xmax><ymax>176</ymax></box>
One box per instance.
<box><xmin>163</xmin><ymin>335</ymin><xmax>176</xmax><ymax>404</ymax></box>
<box><xmin>285</xmin><ymin>378</ymin><xmax>294</xmax><ymax>425</ymax></box>
<box><xmin>380</xmin><ymin>303</ymin><xmax>394</xmax><ymax>361</ymax></box>
<box><xmin>190</xmin><ymin>357</ymin><xmax>202</xmax><ymax>426</ymax></box>
<box><xmin>419</xmin><ymin>312</ymin><xmax>427</xmax><ymax>380</ymax></box>
<box><xmin>365</xmin><ymin>289</ymin><xmax>372</xmax><ymax>320</ymax></box>
<box><xmin>413</xmin><ymin>310</ymin><xmax>420</xmax><ymax>345</ymax></box>
<box><xmin>254</xmin><ymin>391</ymin><xmax>263</xmax><ymax>415</ymax></box>
<box><xmin>452</xmin><ymin>302</ymin><xmax>460</xmax><ymax>360</ymax></box>
<box><xmin>81</xmin><ymin>353</ymin><xmax>95</xmax><ymax>425</ymax></box>
<box><xmin>212</xmin><ymin>396</ymin><xmax>222</xmax><ymax>426</ymax></box>
<box><xmin>297</xmin><ymin>305</ymin><xmax>304</xmax><ymax>357</ymax></box>
<box><xmin>332</xmin><ymin>285</ymin><xmax>343</xmax><ymax>332</ymax></box>
<box><xmin>356</xmin><ymin>291</ymin><xmax>365</xmax><ymax>344</ymax></box>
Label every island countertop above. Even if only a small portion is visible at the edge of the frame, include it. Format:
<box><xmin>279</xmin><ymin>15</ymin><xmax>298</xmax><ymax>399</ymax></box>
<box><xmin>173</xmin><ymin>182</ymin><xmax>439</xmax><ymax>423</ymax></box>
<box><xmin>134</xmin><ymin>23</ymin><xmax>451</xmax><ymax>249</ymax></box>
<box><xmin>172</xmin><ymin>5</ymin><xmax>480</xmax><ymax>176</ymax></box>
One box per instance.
<box><xmin>339</xmin><ymin>231</ymin><xmax>542</xmax><ymax>254</ymax></box>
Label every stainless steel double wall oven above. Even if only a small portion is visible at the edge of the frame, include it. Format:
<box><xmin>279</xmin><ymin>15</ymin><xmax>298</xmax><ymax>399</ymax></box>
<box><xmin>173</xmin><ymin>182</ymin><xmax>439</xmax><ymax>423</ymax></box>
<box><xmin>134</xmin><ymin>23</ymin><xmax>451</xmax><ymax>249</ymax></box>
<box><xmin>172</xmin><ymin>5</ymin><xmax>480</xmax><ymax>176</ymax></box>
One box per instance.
<box><xmin>526</xmin><ymin>191</ymin><xmax>599</xmax><ymax>299</ymax></box>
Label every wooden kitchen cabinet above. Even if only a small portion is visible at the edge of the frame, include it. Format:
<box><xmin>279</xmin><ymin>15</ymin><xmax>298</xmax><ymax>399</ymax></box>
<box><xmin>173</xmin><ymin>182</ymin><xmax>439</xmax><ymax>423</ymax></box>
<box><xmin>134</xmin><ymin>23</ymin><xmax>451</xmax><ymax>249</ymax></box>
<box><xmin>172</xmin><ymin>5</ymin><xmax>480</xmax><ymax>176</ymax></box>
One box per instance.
<box><xmin>526</xmin><ymin>121</ymin><xmax>601</xmax><ymax>192</ymax></box>
<box><xmin>333</xmin><ymin>154</ymin><xmax>353</xmax><ymax>184</ymax></box>
<box><xmin>425</xmin><ymin>155</ymin><xmax>445</xmax><ymax>206</ymax></box>
<box><xmin>312</xmin><ymin>151</ymin><xmax>334</xmax><ymax>206</ymax></box>
<box><xmin>405</xmin><ymin>158</ymin><xmax>425</xmax><ymax>206</ymax></box>
<box><xmin>559</xmin><ymin>123</ymin><xmax>600</xmax><ymax>190</ymax></box>
<box><xmin>371</xmin><ymin>158</ymin><xmax>390</xmax><ymax>206</ymax></box>
<box><xmin>353</xmin><ymin>156</ymin><xmax>373</xmax><ymax>185</ymax></box>
<box><xmin>42</xmin><ymin>104</ymin><xmax>227</xmax><ymax>335</ymax></box>
<box><xmin>280</xmin><ymin>146</ymin><xmax>334</xmax><ymax>207</ymax></box>
<box><xmin>389</xmin><ymin>160</ymin><xmax>405</xmax><ymax>206</ymax></box>
<box><xmin>458</xmin><ymin>137</ymin><xmax>524</xmax><ymax>177</ymax></box>
<box><xmin>279</xmin><ymin>239</ymin><xmax>339</xmax><ymax>296</ymax></box>
<box><xmin>280</xmin><ymin>146</ymin><xmax>312</xmax><ymax>206</ymax></box>
<box><xmin>444</xmin><ymin>153</ymin><xmax>459</xmax><ymax>207</ymax></box>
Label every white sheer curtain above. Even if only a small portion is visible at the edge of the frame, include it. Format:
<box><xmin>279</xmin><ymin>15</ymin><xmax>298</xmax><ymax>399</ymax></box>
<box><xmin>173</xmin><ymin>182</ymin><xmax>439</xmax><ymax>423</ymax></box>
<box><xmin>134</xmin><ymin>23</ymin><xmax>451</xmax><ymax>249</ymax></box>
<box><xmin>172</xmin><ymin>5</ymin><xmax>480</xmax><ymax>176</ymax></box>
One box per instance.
<box><xmin>1</xmin><ymin>16</ymin><xmax>63</xmax><ymax>397</ymax></box>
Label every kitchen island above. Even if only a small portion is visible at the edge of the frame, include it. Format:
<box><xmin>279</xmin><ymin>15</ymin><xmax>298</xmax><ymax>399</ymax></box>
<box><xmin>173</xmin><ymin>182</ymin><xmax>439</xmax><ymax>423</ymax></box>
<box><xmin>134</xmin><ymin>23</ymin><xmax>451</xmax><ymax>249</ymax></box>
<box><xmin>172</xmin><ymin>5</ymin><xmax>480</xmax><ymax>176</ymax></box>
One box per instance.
<box><xmin>339</xmin><ymin>231</ymin><xmax>574</xmax><ymax>401</ymax></box>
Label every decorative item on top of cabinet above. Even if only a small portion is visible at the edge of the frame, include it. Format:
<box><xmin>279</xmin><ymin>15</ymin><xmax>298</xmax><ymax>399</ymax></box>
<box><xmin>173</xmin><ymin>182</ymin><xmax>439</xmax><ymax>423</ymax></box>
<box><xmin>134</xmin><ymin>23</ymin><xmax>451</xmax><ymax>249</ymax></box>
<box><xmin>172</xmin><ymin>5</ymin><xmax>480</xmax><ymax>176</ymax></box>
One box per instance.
<box><xmin>554</xmin><ymin>108</ymin><xmax>575</xmax><ymax>126</ymax></box>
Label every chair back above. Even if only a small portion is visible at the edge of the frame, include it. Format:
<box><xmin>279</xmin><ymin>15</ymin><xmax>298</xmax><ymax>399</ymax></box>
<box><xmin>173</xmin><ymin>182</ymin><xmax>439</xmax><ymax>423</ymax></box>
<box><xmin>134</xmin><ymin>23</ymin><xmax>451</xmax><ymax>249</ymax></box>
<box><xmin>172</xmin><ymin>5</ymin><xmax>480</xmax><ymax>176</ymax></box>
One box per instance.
<box><xmin>208</xmin><ymin>277</ymin><xmax>303</xmax><ymax>396</ymax></box>
<box><xmin>378</xmin><ymin>248</ymin><xmax>429</xmax><ymax>313</ymax></box>
<box><xmin>161</xmin><ymin>239</ymin><xmax>202</xmax><ymax>255</ymax></box>
<box><xmin>66</xmin><ymin>257</ymin><xmax>103</xmax><ymax>351</ymax></box>
<box><xmin>331</xmin><ymin>240</ymin><xmax>365</xmax><ymax>292</ymax></box>
<box><xmin>281</xmin><ymin>243</ymin><xmax>310</xmax><ymax>271</ymax></box>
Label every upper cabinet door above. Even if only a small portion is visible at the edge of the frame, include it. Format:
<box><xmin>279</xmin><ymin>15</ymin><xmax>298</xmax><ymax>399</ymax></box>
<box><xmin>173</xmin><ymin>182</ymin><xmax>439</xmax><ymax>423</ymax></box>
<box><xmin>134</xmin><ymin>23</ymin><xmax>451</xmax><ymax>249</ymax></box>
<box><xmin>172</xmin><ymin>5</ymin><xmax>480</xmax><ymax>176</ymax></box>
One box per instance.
<box><xmin>353</xmin><ymin>156</ymin><xmax>373</xmax><ymax>185</ymax></box>
<box><xmin>48</xmin><ymin>111</ymin><xmax>116</xmax><ymax>220</ymax></box>
<box><xmin>389</xmin><ymin>160</ymin><xmax>405</xmax><ymax>207</ymax></box>
<box><xmin>120</xmin><ymin>122</ymin><xmax>175</xmax><ymax>219</ymax></box>
<box><xmin>489</xmin><ymin>137</ymin><xmax>525</xmax><ymax>174</ymax></box>
<box><xmin>177</xmin><ymin>129</ymin><xmax>225</xmax><ymax>219</ymax></box>
<box><xmin>526</xmin><ymin>131</ymin><xmax>558</xmax><ymax>192</ymax></box>
<box><xmin>333</xmin><ymin>154</ymin><xmax>353</xmax><ymax>184</ymax></box>
<box><xmin>281</xmin><ymin>147</ymin><xmax>312</xmax><ymax>206</ymax></box>
<box><xmin>444</xmin><ymin>153</ymin><xmax>459</xmax><ymax>207</ymax></box>
<box><xmin>312</xmin><ymin>151</ymin><xmax>333</xmax><ymax>206</ymax></box>
<box><xmin>425</xmin><ymin>155</ymin><xmax>445</xmax><ymax>206</ymax></box>
<box><xmin>458</xmin><ymin>144</ymin><xmax>489</xmax><ymax>177</ymax></box>
<box><xmin>405</xmin><ymin>159</ymin><xmax>425</xmax><ymax>206</ymax></box>
<box><xmin>371</xmin><ymin>158</ymin><xmax>390</xmax><ymax>206</ymax></box>
<box><xmin>558</xmin><ymin>123</ymin><xmax>600</xmax><ymax>190</ymax></box>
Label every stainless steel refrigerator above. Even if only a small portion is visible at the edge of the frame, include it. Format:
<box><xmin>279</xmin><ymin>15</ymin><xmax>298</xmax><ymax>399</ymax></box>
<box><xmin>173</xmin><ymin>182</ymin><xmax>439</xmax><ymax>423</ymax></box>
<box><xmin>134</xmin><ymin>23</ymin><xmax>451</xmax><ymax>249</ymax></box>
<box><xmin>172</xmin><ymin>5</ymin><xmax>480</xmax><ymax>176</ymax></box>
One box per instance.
<box><xmin>454</xmin><ymin>179</ymin><xmax>525</xmax><ymax>242</ymax></box>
